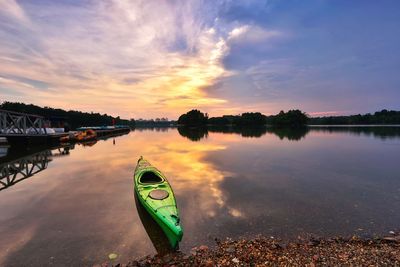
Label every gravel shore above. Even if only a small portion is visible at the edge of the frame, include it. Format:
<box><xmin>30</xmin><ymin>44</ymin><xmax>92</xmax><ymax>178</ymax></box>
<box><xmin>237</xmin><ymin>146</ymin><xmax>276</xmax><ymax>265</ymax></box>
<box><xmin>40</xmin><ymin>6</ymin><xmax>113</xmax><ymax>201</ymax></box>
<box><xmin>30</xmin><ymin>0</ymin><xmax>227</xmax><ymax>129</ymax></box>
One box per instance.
<box><xmin>106</xmin><ymin>234</ymin><xmax>400</xmax><ymax>266</ymax></box>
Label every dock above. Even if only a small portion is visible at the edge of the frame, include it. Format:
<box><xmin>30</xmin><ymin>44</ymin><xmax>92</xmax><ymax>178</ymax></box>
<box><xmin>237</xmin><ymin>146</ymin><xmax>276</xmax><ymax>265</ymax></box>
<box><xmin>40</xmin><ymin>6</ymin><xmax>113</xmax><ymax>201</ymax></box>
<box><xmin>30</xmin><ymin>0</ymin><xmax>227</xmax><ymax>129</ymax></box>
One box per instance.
<box><xmin>1</xmin><ymin>133</ymin><xmax>68</xmax><ymax>147</ymax></box>
<box><xmin>0</xmin><ymin>109</ymin><xmax>68</xmax><ymax>147</ymax></box>
<box><xmin>0</xmin><ymin>109</ymin><xmax>130</xmax><ymax>146</ymax></box>
<box><xmin>93</xmin><ymin>127</ymin><xmax>131</xmax><ymax>137</ymax></box>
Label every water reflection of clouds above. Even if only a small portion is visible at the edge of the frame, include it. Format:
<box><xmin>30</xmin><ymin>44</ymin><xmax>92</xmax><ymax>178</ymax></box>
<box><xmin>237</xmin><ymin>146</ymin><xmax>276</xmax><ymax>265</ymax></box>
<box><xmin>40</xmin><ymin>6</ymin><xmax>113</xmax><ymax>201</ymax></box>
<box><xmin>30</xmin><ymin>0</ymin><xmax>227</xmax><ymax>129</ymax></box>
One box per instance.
<box><xmin>97</xmin><ymin>130</ymin><xmax>250</xmax><ymax>230</ymax></box>
<box><xmin>202</xmin><ymin>129</ymin><xmax>400</xmax><ymax>240</ymax></box>
<box><xmin>116</xmin><ymin>131</ymin><xmax>231</xmax><ymax>216</ymax></box>
<box><xmin>0</xmin><ymin>139</ymin><xmax>147</xmax><ymax>265</ymax></box>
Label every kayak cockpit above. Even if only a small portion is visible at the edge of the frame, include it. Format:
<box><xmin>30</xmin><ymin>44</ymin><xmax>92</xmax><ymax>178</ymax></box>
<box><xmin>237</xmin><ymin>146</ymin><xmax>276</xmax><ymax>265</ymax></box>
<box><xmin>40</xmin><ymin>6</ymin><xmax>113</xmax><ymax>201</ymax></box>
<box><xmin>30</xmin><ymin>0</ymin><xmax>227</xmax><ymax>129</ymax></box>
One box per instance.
<box><xmin>140</xmin><ymin>171</ymin><xmax>164</xmax><ymax>184</ymax></box>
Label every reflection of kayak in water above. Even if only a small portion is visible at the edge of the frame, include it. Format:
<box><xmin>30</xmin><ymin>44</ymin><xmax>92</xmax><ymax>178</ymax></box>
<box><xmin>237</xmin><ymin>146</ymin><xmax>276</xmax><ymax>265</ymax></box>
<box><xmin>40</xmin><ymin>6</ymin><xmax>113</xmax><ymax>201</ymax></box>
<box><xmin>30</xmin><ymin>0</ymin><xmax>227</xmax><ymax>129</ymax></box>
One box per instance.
<box><xmin>134</xmin><ymin>157</ymin><xmax>183</xmax><ymax>249</ymax></box>
<box><xmin>134</xmin><ymin>192</ymin><xmax>175</xmax><ymax>255</ymax></box>
<box><xmin>60</xmin><ymin>129</ymin><xmax>97</xmax><ymax>143</ymax></box>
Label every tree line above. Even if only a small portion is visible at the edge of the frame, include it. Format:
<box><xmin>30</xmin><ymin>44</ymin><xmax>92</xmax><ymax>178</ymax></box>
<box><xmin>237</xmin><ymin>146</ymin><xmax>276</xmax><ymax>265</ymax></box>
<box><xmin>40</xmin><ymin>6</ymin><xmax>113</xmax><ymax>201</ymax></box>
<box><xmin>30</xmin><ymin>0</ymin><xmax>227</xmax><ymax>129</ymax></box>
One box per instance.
<box><xmin>0</xmin><ymin>101</ymin><xmax>135</xmax><ymax>130</ymax></box>
<box><xmin>178</xmin><ymin>109</ymin><xmax>400</xmax><ymax>127</ymax></box>
<box><xmin>178</xmin><ymin>109</ymin><xmax>309</xmax><ymax>127</ymax></box>
<box><xmin>308</xmin><ymin>110</ymin><xmax>400</xmax><ymax>125</ymax></box>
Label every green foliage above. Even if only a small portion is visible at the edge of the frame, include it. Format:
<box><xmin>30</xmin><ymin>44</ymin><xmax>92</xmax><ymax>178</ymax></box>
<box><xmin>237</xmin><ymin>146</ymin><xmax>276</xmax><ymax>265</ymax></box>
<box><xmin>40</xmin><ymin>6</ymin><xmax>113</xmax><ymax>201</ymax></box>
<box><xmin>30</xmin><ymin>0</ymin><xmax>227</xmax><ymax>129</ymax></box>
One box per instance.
<box><xmin>267</xmin><ymin>110</ymin><xmax>309</xmax><ymax>127</ymax></box>
<box><xmin>208</xmin><ymin>111</ymin><xmax>307</xmax><ymax>127</ymax></box>
<box><xmin>208</xmin><ymin>113</ymin><xmax>266</xmax><ymax>126</ymax></box>
<box><xmin>309</xmin><ymin>109</ymin><xmax>400</xmax><ymax>125</ymax></box>
<box><xmin>236</xmin><ymin>112</ymin><xmax>267</xmax><ymax>126</ymax></box>
<box><xmin>178</xmin><ymin>109</ymin><xmax>208</xmax><ymax>126</ymax></box>
<box><xmin>0</xmin><ymin>101</ymin><xmax>135</xmax><ymax>130</ymax></box>
<box><xmin>207</xmin><ymin>116</ymin><xmax>231</xmax><ymax>125</ymax></box>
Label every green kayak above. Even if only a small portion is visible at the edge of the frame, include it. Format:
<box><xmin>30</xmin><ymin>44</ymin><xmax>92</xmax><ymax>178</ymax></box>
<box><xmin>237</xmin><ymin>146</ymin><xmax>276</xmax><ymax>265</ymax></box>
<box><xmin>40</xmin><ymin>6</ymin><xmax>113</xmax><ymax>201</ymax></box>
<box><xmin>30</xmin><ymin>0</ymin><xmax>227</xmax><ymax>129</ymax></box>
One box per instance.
<box><xmin>134</xmin><ymin>156</ymin><xmax>183</xmax><ymax>248</ymax></box>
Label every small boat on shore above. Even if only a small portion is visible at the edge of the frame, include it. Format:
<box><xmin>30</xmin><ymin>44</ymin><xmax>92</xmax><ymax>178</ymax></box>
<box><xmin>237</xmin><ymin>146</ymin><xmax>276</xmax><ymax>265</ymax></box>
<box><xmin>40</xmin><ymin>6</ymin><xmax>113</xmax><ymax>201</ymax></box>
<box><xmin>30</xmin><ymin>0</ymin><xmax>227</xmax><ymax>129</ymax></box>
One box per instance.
<box><xmin>134</xmin><ymin>157</ymin><xmax>183</xmax><ymax>249</ymax></box>
<box><xmin>60</xmin><ymin>129</ymin><xmax>97</xmax><ymax>143</ymax></box>
<box><xmin>76</xmin><ymin>129</ymin><xmax>97</xmax><ymax>142</ymax></box>
<box><xmin>60</xmin><ymin>132</ymin><xmax>78</xmax><ymax>143</ymax></box>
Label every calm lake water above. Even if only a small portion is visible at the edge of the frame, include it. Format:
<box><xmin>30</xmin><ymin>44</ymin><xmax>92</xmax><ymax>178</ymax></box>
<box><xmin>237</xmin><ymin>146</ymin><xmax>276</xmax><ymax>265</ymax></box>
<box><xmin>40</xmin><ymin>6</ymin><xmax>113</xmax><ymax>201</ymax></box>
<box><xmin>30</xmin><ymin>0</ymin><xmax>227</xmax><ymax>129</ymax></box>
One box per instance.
<box><xmin>1</xmin><ymin>126</ymin><xmax>400</xmax><ymax>266</ymax></box>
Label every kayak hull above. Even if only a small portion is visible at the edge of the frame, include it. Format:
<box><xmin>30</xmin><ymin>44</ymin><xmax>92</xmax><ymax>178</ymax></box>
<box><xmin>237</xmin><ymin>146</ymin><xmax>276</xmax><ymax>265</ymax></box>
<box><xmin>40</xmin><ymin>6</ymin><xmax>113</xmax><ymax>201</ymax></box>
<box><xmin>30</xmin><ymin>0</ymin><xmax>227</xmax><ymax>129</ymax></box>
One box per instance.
<box><xmin>135</xmin><ymin>190</ymin><xmax>182</xmax><ymax>248</ymax></box>
<box><xmin>134</xmin><ymin>157</ymin><xmax>183</xmax><ymax>248</ymax></box>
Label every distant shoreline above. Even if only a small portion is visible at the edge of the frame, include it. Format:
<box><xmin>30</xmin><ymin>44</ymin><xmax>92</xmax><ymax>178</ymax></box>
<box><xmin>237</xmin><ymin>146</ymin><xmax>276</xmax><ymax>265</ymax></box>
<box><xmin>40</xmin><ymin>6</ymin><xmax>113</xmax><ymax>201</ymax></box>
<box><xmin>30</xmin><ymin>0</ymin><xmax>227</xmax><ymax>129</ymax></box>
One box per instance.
<box><xmin>308</xmin><ymin>124</ymin><xmax>400</xmax><ymax>127</ymax></box>
<box><xmin>133</xmin><ymin>124</ymin><xmax>400</xmax><ymax>128</ymax></box>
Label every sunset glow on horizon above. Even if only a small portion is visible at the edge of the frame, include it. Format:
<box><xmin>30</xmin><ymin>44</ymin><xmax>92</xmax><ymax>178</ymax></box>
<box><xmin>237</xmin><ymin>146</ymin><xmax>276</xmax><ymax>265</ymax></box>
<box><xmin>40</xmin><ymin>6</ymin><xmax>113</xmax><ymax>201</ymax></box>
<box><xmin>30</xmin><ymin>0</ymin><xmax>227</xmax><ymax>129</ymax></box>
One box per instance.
<box><xmin>1</xmin><ymin>0</ymin><xmax>399</xmax><ymax>119</ymax></box>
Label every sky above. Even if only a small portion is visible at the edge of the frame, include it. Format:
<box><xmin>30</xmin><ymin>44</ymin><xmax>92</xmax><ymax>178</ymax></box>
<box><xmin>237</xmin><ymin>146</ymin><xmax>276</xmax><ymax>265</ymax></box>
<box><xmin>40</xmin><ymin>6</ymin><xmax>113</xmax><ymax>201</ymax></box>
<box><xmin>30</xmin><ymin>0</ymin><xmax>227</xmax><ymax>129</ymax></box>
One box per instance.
<box><xmin>0</xmin><ymin>0</ymin><xmax>399</xmax><ymax>119</ymax></box>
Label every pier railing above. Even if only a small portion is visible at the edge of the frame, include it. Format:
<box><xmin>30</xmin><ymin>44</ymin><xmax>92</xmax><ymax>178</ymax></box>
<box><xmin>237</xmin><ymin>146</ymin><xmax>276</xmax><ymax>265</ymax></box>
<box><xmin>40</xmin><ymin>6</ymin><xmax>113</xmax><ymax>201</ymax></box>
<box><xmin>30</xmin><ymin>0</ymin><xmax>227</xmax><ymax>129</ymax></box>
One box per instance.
<box><xmin>0</xmin><ymin>109</ymin><xmax>47</xmax><ymax>135</ymax></box>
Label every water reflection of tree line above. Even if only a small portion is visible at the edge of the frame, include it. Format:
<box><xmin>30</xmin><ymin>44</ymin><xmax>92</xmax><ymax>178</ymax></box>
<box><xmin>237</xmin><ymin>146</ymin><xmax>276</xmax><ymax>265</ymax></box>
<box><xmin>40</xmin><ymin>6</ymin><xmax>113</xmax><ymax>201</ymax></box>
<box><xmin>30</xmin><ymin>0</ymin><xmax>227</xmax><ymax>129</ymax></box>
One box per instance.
<box><xmin>177</xmin><ymin>126</ymin><xmax>309</xmax><ymax>141</ymax></box>
<box><xmin>176</xmin><ymin>126</ymin><xmax>400</xmax><ymax>142</ymax></box>
<box><xmin>310</xmin><ymin>126</ymin><xmax>400</xmax><ymax>140</ymax></box>
<box><xmin>177</xmin><ymin>127</ymin><xmax>208</xmax><ymax>141</ymax></box>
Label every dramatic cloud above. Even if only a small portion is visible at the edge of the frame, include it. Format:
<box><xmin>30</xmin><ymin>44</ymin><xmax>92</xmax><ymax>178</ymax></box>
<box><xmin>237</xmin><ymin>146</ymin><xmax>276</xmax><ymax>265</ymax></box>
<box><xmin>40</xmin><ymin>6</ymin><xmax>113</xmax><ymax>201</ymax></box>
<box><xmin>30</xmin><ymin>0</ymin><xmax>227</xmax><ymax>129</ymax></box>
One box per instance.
<box><xmin>0</xmin><ymin>0</ymin><xmax>399</xmax><ymax>118</ymax></box>
<box><xmin>0</xmin><ymin>0</ymin><xmax>234</xmax><ymax>118</ymax></box>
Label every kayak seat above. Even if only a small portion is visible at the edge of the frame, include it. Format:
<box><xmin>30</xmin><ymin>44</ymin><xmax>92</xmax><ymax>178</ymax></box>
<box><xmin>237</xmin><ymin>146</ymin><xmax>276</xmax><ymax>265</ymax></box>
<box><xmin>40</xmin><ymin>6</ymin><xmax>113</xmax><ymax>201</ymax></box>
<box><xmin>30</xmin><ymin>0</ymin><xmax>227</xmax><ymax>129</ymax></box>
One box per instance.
<box><xmin>140</xmin><ymin>171</ymin><xmax>163</xmax><ymax>184</ymax></box>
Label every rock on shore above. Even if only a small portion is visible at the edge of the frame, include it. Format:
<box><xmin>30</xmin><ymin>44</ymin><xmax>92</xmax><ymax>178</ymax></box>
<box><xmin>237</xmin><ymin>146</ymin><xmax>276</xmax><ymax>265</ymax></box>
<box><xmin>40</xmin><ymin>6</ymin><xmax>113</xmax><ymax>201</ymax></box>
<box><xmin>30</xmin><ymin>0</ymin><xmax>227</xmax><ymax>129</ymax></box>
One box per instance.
<box><xmin>108</xmin><ymin>234</ymin><xmax>400</xmax><ymax>266</ymax></box>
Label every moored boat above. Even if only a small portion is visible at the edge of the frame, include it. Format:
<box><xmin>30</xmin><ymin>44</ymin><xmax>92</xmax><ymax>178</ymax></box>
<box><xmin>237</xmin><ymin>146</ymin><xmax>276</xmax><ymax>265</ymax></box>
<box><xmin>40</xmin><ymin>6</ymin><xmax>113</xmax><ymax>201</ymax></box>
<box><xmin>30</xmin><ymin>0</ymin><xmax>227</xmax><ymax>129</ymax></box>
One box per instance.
<box><xmin>60</xmin><ymin>132</ymin><xmax>79</xmax><ymax>143</ymax></box>
<box><xmin>76</xmin><ymin>129</ymin><xmax>97</xmax><ymax>142</ymax></box>
<box><xmin>60</xmin><ymin>129</ymin><xmax>97</xmax><ymax>143</ymax></box>
<box><xmin>134</xmin><ymin>157</ymin><xmax>183</xmax><ymax>249</ymax></box>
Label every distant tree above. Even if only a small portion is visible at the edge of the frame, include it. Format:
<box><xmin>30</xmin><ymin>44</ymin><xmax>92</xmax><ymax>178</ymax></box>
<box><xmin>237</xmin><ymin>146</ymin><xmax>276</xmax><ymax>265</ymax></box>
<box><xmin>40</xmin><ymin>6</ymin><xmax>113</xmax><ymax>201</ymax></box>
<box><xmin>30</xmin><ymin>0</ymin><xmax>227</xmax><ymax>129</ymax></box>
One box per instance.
<box><xmin>208</xmin><ymin>113</ymin><xmax>266</xmax><ymax>126</ymax></box>
<box><xmin>270</xmin><ymin>110</ymin><xmax>309</xmax><ymax>127</ymax></box>
<box><xmin>178</xmin><ymin>109</ymin><xmax>208</xmax><ymax>126</ymax></box>
<box><xmin>309</xmin><ymin>109</ymin><xmax>400</xmax><ymax>125</ymax></box>
<box><xmin>236</xmin><ymin>112</ymin><xmax>267</xmax><ymax>126</ymax></box>
<box><xmin>208</xmin><ymin>116</ymin><xmax>231</xmax><ymax>125</ymax></box>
